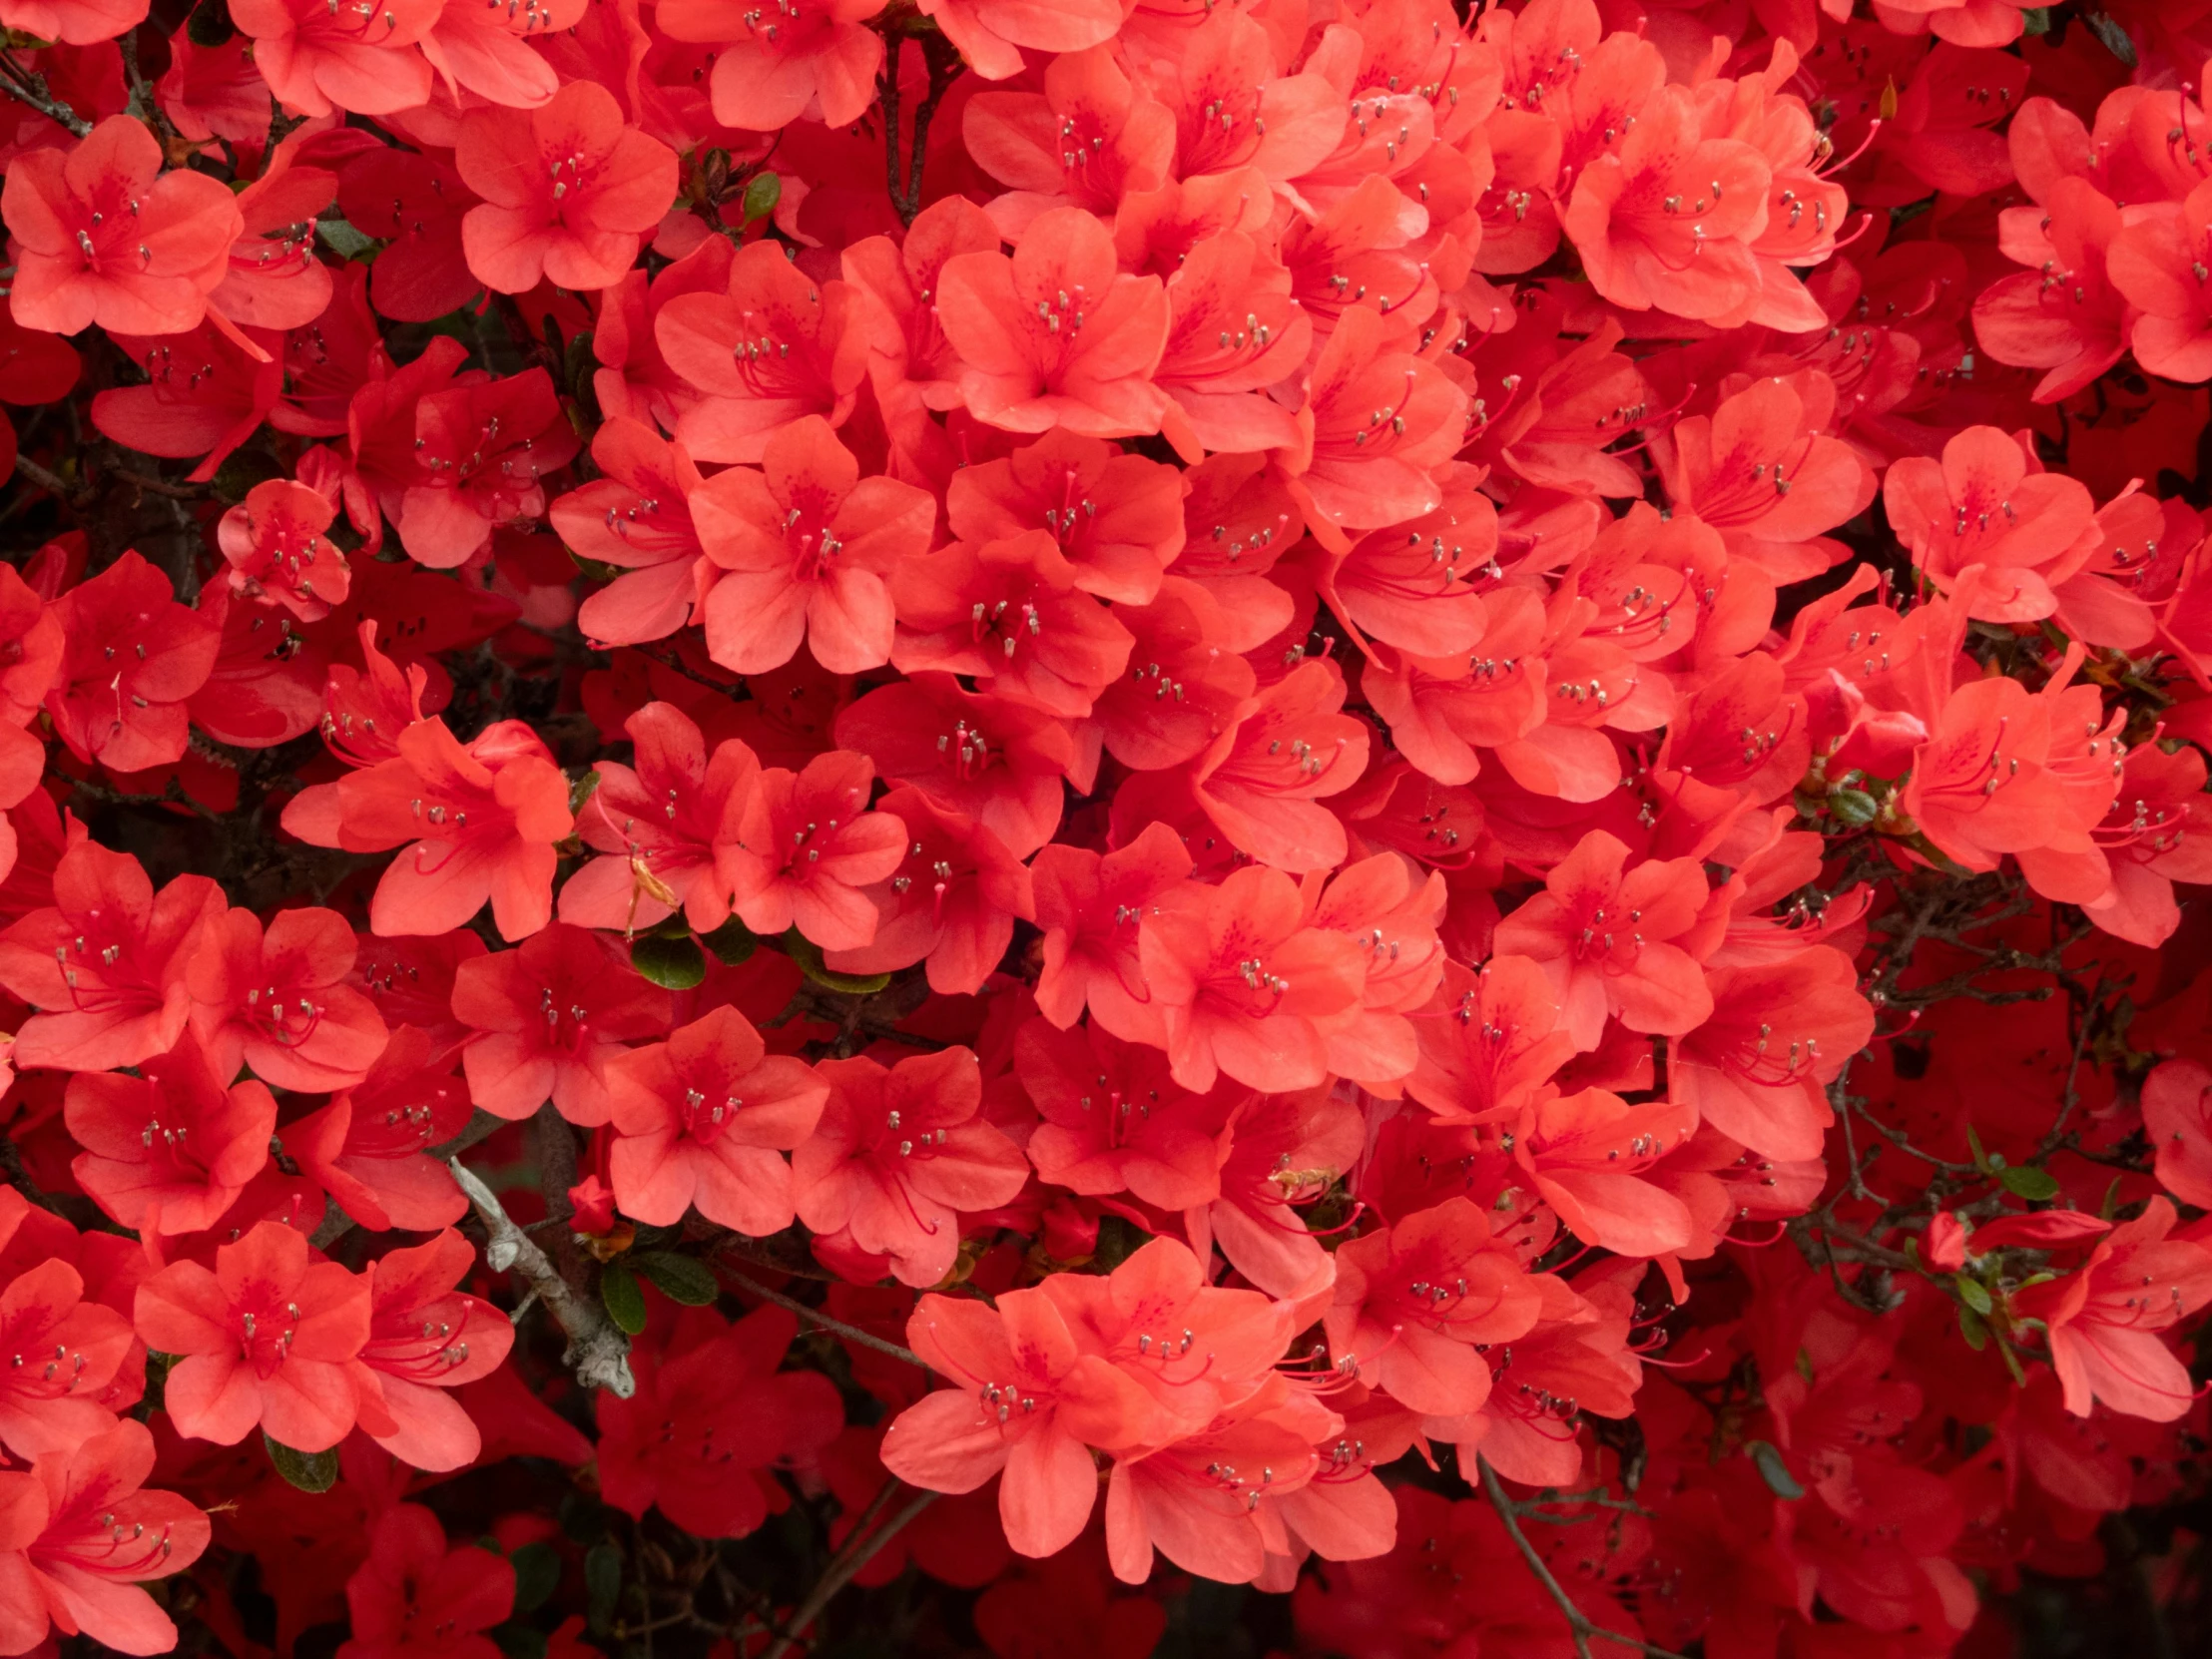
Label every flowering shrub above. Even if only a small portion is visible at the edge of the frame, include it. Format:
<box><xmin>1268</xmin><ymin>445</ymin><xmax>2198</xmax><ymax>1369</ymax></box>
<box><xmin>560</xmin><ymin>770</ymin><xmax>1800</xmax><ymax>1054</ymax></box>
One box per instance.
<box><xmin>5</xmin><ymin>0</ymin><xmax>2212</xmax><ymax>1655</ymax></box>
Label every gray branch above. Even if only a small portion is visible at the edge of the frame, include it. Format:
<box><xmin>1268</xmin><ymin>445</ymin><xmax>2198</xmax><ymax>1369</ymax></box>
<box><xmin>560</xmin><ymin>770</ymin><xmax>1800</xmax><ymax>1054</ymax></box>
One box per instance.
<box><xmin>448</xmin><ymin>1156</ymin><xmax>635</xmax><ymax>1398</ymax></box>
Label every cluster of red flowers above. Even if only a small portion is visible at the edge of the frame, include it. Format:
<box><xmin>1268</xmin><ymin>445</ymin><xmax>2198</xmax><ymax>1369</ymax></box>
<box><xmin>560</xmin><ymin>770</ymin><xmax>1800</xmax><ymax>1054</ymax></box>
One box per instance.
<box><xmin>5</xmin><ymin>0</ymin><xmax>2212</xmax><ymax>1654</ymax></box>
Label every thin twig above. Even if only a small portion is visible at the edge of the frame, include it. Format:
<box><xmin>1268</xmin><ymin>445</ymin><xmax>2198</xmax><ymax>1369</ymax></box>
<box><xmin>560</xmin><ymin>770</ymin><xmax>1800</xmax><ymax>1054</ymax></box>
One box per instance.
<box><xmin>1476</xmin><ymin>1457</ymin><xmax>1693</xmax><ymax>1659</ymax></box>
<box><xmin>11</xmin><ymin>453</ymin><xmax>77</xmax><ymax>501</ymax></box>
<box><xmin>117</xmin><ymin>29</ymin><xmax>176</xmax><ymax>144</ymax></box>
<box><xmin>721</xmin><ymin>1265</ymin><xmax>925</xmax><ymax>1368</ymax></box>
<box><xmin>0</xmin><ymin>56</ymin><xmax>91</xmax><ymax>138</ymax></box>
<box><xmin>761</xmin><ymin>1486</ymin><xmax>936</xmax><ymax>1659</ymax></box>
<box><xmin>449</xmin><ymin>1156</ymin><xmax>636</xmax><ymax>1397</ymax></box>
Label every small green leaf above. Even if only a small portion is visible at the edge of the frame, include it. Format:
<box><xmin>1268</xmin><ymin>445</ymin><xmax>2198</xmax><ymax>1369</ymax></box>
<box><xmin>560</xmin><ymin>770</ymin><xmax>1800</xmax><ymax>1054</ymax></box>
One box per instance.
<box><xmin>494</xmin><ymin>1624</ymin><xmax>548</xmax><ymax>1659</ymax></box>
<box><xmin>1958</xmin><ymin>1304</ymin><xmax>1990</xmax><ymax>1352</ymax></box>
<box><xmin>699</xmin><ymin>915</ymin><xmax>757</xmax><ymax>965</ymax></box>
<box><xmin>2083</xmin><ymin>11</ymin><xmax>2138</xmax><ymax>67</ymax></box>
<box><xmin>1999</xmin><ymin>1165</ymin><xmax>2061</xmax><ymax>1202</ymax></box>
<box><xmin>2020</xmin><ymin>6</ymin><xmax>2050</xmax><ymax>33</ymax></box>
<box><xmin>1795</xmin><ymin>1348</ymin><xmax>1815</xmax><ymax>1383</ymax></box>
<box><xmin>741</xmin><ymin>171</ymin><xmax>783</xmax><ymax>224</ymax></box>
<box><xmin>187</xmin><ymin>0</ymin><xmax>234</xmax><ymax>45</ymax></box>
<box><xmin>1965</xmin><ymin>1123</ymin><xmax>1989</xmax><ymax>1172</ymax></box>
<box><xmin>631</xmin><ymin>931</ymin><xmax>706</xmax><ymax>990</ymax></box>
<box><xmin>1954</xmin><ymin>1276</ymin><xmax>1993</xmax><ymax>1316</ymax></box>
<box><xmin>510</xmin><ymin>1542</ymin><xmax>561</xmax><ymax>1615</ymax></box>
<box><xmin>1828</xmin><ymin>788</ymin><xmax>1880</xmax><ymax>828</ymax></box>
<box><xmin>264</xmin><ymin>1434</ymin><xmax>339</xmax><ymax>1493</ymax></box>
<box><xmin>570</xmin><ymin>768</ymin><xmax>603</xmax><ymax>816</ymax></box>
<box><xmin>600</xmin><ymin>1264</ymin><xmax>648</xmax><ymax>1335</ymax></box>
<box><xmin>784</xmin><ymin>929</ymin><xmax>891</xmax><ymax>995</ymax></box>
<box><xmin>315</xmin><ymin>217</ymin><xmax>378</xmax><ymax>261</ymax></box>
<box><xmin>584</xmin><ymin>1542</ymin><xmax>623</xmax><ymax>1634</ymax></box>
<box><xmin>1746</xmin><ymin>1440</ymin><xmax>1805</xmax><ymax>1501</ymax></box>
<box><xmin>633</xmin><ymin>1252</ymin><xmax>719</xmax><ymax>1307</ymax></box>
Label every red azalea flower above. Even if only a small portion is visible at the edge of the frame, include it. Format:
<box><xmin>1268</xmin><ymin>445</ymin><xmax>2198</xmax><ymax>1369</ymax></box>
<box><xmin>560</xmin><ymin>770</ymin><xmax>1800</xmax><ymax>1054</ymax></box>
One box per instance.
<box><xmin>793</xmin><ymin>1046</ymin><xmax>1028</xmax><ymax>1288</ymax></box>
<box><xmin>655</xmin><ymin>240</ymin><xmax>867</xmax><ymax>464</ymax></box>
<box><xmin>0</xmin><ymin>1255</ymin><xmax>133</xmax><ymax>1460</ymax></box>
<box><xmin>216</xmin><ymin>479</ymin><xmax>350</xmax><ymax>623</ymax></box>
<box><xmin>1138</xmin><ymin>864</ymin><xmax>1367</xmax><ymax>1094</ymax></box>
<box><xmin>1016</xmin><ymin>1015</ymin><xmax>1236</xmax><ymax>1211</ymax></box>
<box><xmin>295</xmin><ymin>716</ymin><xmax>575</xmax><ymax>942</ymax></box>
<box><xmin>228</xmin><ymin>0</ymin><xmax>440</xmax><ymax>117</ymax></box>
<box><xmin>451</xmin><ymin>920</ymin><xmax>672</xmax><ymax>1126</ymax></box>
<box><xmin>696</xmin><ymin>412</ymin><xmax>936</xmax><ymax>675</ymax></box>
<box><xmin>879</xmin><ymin>1252</ymin><xmax>1199</xmax><ymax>1558</ymax></box>
<box><xmin>42</xmin><ymin>550</ymin><xmax>221</xmax><ymax>775</ymax></box>
<box><xmin>1030</xmin><ymin>821</ymin><xmax>1193</xmax><ymax>1045</ymax></box>
<box><xmin>2011</xmin><ymin>1198</ymin><xmax>2212</xmax><ymax>1423</ymax></box>
<box><xmin>822</xmin><ymin>785</ymin><xmax>1035</xmax><ymax>996</ymax></box>
<box><xmin>456</xmin><ymin>81</ymin><xmax>678</xmax><ymax>295</ymax></box>
<box><xmin>0</xmin><ymin>838</ymin><xmax>226</xmax><ymax>1072</ymax></box>
<box><xmin>133</xmin><ymin>1220</ymin><xmax>372</xmax><ymax>1452</ymax></box>
<box><xmin>595</xmin><ymin>1304</ymin><xmax>843</xmax><ymax>1538</ymax></box>
<box><xmin>719</xmin><ymin>748</ymin><xmax>906</xmax><ymax>950</ymax></box>
<box><xmin>186</xmin><ymin>904</ymin><xmax>388</xmax><ymax>1092</ymax></box>
<box><xmin>607</xmin><ymin>1003</ymin><xmax>829</xmax><ymax>1234</ymax></box>
<box><xmin>354</xmin><ymin>1230</ymin><xmax>514</xmax><ymax>1472</ymax></box>
<box><xmin>337</xmin><ymin>1504</ymin><xmax>513</xmax><ymax>1659</ymax></box>
<box><xmin>833</xmin><ymin>672</ymin><xmax>1076</xmax><ymax>858</ymax></box>
<box><xmin>550</xmin><ymin>417</ymin><xmax>711</xmax><ymax>648</ymax></box>
<box><xmin>655</xmin><ymin>0</ymin><xmax>885</xmax><ymax>131</ymax></box>
<box><xmin>0</xmin><ymin>1419</ymin><xmax>209</xmax><ymax>1658</ymax></box>
<box><xmin>1</xmin><ymin>116</ymin><xmax>240</xmax><ymax>336</ymax></box>
<box><xmin>63</xmin><ymin>1032</ymin><xmax>276</xmax><ymax>1236</ymax></box>
<box><xmin>934</xmin><ymin>206</ymin><xmax>1173</xmax><ymax>439</ymax></box>
<box><xmin>1490</xmin><ymin>830</ymin><xmax>1714</xmax><ymax>1051</ymax></box>
<box><xmin>890</xmin><ymin>530</ymin><xmax>1136</xmax><ymax>718</ymax></box>
<box><xmin>562</xmin><ymin>700</ymin><xmax>760</xmax><ymax>936</ymax></box>
<box><xmin>288</xmin><ymin>1026</ymin><xmax>473</xmax><ymax>1232</ymax></box>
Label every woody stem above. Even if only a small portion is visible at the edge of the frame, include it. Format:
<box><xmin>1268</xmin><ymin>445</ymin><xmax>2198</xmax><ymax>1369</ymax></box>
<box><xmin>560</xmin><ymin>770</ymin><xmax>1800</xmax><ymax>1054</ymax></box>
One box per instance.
<box><xmin>447</xmin><ymin>1155</ymin><xmax>636</xmax><ymax>1398</ymax></box>
<box><xmin>0</xmin><ymin>55</ymin><xmax>90</xmax><ymax>138</ymax></box>
<box><xmin>761</xmin><ymin>1485</ymin><xmax>936</xmax><ymax>1659</ymax></box>
<box><xmin>1475</xmin><ymin>1456</ymin><xmax>1694</xmax><ymax>1659</ymax></box>
<box><xmin>718</xmin><ymin>1265</ymin><xmax>925</xmax><ymax>1368</ymax></box>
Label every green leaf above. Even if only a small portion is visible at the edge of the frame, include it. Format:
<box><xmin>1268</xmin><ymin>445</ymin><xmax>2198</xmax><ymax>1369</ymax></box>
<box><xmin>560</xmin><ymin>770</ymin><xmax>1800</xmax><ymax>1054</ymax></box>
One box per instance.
<box><xmin>1999</xmin><ymin>1165</ymin><xmax>2061</xmax><ymax>1202</ymax></box>
<box><xmin>510</xmin><ymin>1542</ymin><xmax>561</xmax><ymax>1615</ymax></box>
<box><xmin>784</xmin><ymin>929</ymin><xmax>890</xmax><ymax>995</ymax></box>
<box><xmin>1958</xmin><ymin>1304</ymin><xmax>1990</xmax><ymax>1352</ymax></box>
<box><xmin>600</xmin><ymin>1264</ymin><xmax>648</xmax><ymax>1335</ymax></box>
<box><xmin>187</xmin><ymin>0</ymin><xmax>234</xmax><ymax>46</ymax></box>
<box><xmin>2020</xmin><ymin>6</ymin><xmax>2050</xmax><ymax>32</ymax></box>
<box><xmin>741</xmin><ymin>171</ymin><xmax>783</xmax><ymax>225</ymax></box>
<box><xmin>1954</xmin><ymin>1276</ymin><xmax>1992</xmax><ymax>1316</ymax></box>
<box><xmin>584</xmin><ymin>1542</ymin><xmax>623</xmax><ymax>1634</ymax></box>
<box><xmin>264</xmin><ymin>1434</ymin><xmax>339</xmax><ymax>1493</ymax></box>
<box><xmin>633</xmin><ymin>1252</ymin><xmax>719</xmax><ymax>1307</ymax></box>
<box><xmin>1965</xmin><ymin>1123</ymin><xmax>1989</xmax><ymax>1172</ymax></box>
<box><xmin>1746</xmin><ymin>1440</ymin><xmax>1805</xmax><ymax>1501</ymax></box>
<box><xmin>1828</xmin><ymin>788</ymin><xmax>1880</xmax><ymax>828</ymax></box>
<box><xmin>699</xmin><ymin>915</ymin><xmax>757</xmax><ymax>965</ymax></box>
<box><xmin>315</xmin><ymin>217</ymin><xmax>378</xmax><ymax>261</ymax></box>
<box><xmin>631</xmin><ymin>932</ymin><xmax>706</xmax><ymax>990</ymax></box>
<box><xmin>570</xmin><ymin>768</ymin><xmax>603</xmax><ymax>816</ymax></box>
<box><xmin>2083</xmin><ymin>11</ymin><xmax>2138</xmax><ymax>67</ymax></box>
<box><xmin>494</xmin><ymin>1624</ymin><xmax>548</xmax><ymax>1659</ymax></box>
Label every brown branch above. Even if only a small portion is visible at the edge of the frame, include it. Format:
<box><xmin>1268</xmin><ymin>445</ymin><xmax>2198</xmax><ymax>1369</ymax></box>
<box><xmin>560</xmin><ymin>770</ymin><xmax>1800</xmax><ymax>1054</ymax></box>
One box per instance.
<box><xmin>761</xmin><ymin>1485</ymin><xmax>936</xmax><ymax>1659</ymax></box>
<box><xmin>0</xmin><ymin>56</ymin><xmax>91</xmax><ymax>138</ymax></box>
<box><xmin>720</xmin><ymin>1265</ymin><xmax>925</xmax><ymax>1368</ymax></box>
<box><xmin>1476</xmin><ymin>1457</ymin><xmax>1693</xmax><ymax>1659</ymax></box>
